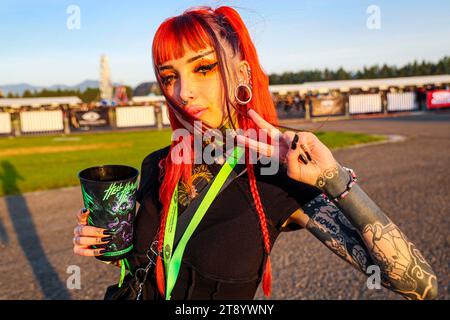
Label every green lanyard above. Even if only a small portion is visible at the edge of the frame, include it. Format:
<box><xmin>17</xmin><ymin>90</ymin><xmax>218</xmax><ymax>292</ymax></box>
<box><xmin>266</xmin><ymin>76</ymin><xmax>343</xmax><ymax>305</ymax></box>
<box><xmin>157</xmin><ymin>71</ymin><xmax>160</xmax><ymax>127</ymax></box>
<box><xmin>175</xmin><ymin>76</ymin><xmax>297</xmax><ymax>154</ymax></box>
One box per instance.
<box><xmin>162</xmin><ymin>146</ymin><xmax>244</xmax><ymax>300</ymax></box>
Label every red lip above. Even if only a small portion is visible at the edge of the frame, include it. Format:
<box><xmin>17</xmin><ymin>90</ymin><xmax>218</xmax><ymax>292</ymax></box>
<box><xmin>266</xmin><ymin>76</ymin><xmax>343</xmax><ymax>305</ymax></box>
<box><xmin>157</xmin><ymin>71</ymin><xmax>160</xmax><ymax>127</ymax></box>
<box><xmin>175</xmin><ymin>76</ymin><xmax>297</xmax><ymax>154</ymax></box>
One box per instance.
<box><xmin>185</xmin><ymin>105</ymin><xmax>208</xmax><ymax>117</ymax></box>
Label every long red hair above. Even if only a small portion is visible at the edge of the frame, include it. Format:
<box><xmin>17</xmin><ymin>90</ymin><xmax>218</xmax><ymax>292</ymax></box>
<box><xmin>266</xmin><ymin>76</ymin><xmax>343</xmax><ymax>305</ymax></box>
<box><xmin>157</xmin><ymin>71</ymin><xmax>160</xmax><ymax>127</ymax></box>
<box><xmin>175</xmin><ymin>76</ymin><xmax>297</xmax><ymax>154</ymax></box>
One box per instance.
<box><xmin>151</xmin><ymin>6</ymin><xmax>278</xmax><ymax>298</ymax></box>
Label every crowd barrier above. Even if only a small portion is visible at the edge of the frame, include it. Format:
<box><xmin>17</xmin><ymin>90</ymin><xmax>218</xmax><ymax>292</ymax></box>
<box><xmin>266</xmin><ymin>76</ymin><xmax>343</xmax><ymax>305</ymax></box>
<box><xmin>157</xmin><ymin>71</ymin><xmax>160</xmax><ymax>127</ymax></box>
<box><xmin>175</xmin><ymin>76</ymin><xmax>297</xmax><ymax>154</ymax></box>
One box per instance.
<box><xmin>116</xmin><ymin>106</ymin><xmax>156</xmax><ymax>127</ymax></box>
<box><xmin>349</xmin><ymin>94</ymin><xmax>382</xmax><ymax>114</ymax></box>
<box><xmin>387</xmin><ymin>92</ymin><xmax>418</xmax><ymax>111</ymax></box>
<box><xmin>1</xmin><ymin>89</ymin><xmax>449</xmax><ymax>137</ymax></box>
<box><xmin>161</xmin><ymin>104</ymin><xmax>171</xmax><ymax>125</ymax></box>
<box><xmin>0</xmin><ymin>112</ymin><xmax>11</xmax><ymax>134</ymax></box>
<box><xmin>20</xmin><ymin>110</ymin><xmax>64</xmax><ymax>133</ymax></box>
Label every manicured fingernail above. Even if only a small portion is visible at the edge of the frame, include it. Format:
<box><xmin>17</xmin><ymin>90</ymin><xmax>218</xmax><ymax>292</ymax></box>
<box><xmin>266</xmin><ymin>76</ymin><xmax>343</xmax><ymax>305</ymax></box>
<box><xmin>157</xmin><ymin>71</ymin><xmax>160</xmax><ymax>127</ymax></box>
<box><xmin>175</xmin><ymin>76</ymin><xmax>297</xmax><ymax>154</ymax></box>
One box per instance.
<box><xmin>305</xmin><ymin>151</ymin><xmax>312</xmax><ymax>161</ymax></box>
<box><xmin>103</xmin><ymin>230</ymin><xmax>114</xmax><ymax>235</ymax></box>
<box><xmin>291</xmin><ymin>134</ymin><xmax>299</xmax><ymax>150</ymax></box>
<box><xmin>298</xmin><ymin>154</ymin><xmax>308</xmax><ymax>164</ymax></box>
<box><xmin>101</xmin><ymin>236</ymin><xmax>113</xmax><ymax>242</ymax></box>
<box><xmin>99</xmin><ymin>249</ymin><xmax>106</xmax><ymax>254</ymax></box>
<box><xmin>82</xmin><ymin>207</ymin><xmax>88</xmax><ymax>213</ymax></box>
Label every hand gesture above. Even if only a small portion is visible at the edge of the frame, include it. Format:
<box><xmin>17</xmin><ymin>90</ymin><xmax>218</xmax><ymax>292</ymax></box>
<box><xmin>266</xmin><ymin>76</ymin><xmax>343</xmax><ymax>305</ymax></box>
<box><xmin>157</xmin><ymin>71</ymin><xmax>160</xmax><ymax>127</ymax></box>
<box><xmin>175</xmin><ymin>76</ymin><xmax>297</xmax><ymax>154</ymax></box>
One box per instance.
<box><xmin>236</xmin><ymin>109</ymin><xmax>337</xmax><ymax>187</ymax></box>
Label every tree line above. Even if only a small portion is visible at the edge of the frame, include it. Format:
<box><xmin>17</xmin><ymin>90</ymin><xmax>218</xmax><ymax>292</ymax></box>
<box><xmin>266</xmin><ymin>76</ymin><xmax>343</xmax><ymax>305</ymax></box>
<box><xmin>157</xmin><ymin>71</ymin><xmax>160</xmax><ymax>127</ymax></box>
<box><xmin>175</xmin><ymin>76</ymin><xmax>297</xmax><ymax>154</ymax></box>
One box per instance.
<box><xmin>268</xmin><ymin>56</ymin><xmax>450</xmax><ymax>84</ymax></box>
<box><xmin>4</xmin><ymin>86</ymin><xmax>133</xmax><ymax>103</ymax></box>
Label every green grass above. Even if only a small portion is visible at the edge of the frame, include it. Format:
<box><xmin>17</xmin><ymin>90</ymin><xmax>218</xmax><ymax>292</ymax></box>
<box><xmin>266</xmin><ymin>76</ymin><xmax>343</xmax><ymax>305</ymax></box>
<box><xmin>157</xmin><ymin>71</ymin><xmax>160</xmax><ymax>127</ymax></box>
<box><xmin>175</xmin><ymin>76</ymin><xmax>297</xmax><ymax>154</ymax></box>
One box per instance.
<box><xmin>0</xmin><ymin>129</ymin><xmax>384</xmax><ymax>197</ymax></box>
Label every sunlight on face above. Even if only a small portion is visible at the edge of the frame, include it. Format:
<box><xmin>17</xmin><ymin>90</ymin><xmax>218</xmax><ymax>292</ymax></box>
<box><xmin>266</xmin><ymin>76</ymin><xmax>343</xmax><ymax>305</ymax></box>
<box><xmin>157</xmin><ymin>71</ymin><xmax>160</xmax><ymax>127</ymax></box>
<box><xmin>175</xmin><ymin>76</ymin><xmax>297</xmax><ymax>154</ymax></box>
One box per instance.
<box><xmin>157</xmin><ymin>44</ymin><xmax>239</xmax><ymax>129</ymax></box>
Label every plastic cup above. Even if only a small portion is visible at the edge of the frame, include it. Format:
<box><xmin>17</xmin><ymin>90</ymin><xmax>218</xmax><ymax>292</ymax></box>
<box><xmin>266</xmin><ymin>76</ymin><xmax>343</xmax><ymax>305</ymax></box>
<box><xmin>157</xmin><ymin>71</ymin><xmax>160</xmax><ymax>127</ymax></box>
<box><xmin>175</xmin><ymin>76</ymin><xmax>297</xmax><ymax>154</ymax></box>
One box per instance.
<box><xmin>78</xmin><ymin>164</ymin><xmax>139</xmax><ymax>261</ymax></box>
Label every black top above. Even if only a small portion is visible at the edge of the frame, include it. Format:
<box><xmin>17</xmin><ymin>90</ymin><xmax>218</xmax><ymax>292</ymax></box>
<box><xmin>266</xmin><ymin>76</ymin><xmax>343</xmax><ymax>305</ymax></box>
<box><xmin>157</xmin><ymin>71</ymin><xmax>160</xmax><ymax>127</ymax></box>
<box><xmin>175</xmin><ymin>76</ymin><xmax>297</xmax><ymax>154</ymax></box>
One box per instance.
<box><xmin>125</xmin><ymin>146</ymin><xmax>322</xmax><ymax>300</ymax></box>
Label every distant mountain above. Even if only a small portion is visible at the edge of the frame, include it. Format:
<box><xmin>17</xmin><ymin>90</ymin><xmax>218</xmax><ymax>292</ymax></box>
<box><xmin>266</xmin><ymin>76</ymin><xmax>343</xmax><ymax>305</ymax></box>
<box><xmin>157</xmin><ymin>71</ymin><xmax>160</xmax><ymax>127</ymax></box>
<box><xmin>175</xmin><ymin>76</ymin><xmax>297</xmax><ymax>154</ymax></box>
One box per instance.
<box><xmin>133</xmin><ymin>82</ymin><xmax>152</xmax><ymax>96</ymax></box>
<box><xmin>133</xmin><ymin>81</ymin><xmax>161</xmax><ymax>96</ymax></box>
<box><xmin>48</xmin><ymin>80</ymin><xmax>101</xmax><ymax>92</ymax></box>
<box><xmin>0</xmin><ymin>83</ymin><xmax>42</xmax><ymax>96</ymax></box>
<box><xmin>0</xmin><ymin>80</ymin><xmax>122</xmax><ymax>96</ymax></box>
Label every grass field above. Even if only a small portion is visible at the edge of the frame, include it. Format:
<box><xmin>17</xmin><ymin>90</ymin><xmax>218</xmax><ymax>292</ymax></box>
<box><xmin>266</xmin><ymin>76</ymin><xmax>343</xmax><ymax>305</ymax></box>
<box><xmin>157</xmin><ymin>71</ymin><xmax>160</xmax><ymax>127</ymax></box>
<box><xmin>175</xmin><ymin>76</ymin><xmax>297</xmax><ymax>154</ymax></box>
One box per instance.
<box><xmin>0</xmin><ymin>129</ymin><xmax>385</xmax><ymax>197</ymax></box>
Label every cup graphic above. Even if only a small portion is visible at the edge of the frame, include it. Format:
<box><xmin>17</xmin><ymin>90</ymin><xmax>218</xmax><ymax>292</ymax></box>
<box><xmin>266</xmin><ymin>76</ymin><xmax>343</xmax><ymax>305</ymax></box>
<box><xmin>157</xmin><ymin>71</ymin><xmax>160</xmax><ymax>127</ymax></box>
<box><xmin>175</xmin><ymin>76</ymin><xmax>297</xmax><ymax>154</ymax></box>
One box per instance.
<box><xmin>78</xmin><ymin>165</ymin><xmax>139</xmax><ymax>261</ymax></box>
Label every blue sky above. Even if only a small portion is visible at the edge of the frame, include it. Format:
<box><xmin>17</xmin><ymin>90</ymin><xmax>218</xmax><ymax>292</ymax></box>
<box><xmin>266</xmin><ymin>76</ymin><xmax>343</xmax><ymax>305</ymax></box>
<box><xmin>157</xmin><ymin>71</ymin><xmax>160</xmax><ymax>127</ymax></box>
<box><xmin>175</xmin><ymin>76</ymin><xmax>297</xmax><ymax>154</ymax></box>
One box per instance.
<box><xmin>1</xmin><ymin>0</ymin><xmax>449</xmax><ymax>87</ymax></box>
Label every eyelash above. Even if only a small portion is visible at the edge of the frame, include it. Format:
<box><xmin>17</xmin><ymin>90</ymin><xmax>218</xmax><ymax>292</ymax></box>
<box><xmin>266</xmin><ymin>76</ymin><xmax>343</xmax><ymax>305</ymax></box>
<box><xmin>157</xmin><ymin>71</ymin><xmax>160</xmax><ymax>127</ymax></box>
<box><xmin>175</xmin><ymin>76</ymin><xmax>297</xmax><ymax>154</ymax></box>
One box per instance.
<box><xmin>160</xmin><ymin>62</ymin><xmax>218</xmax><ymax>86</ymax></box>
<box><xmin>195</xmin><ymin>62</ymin><xmax>218</xmax><ymax>75</ymax></box>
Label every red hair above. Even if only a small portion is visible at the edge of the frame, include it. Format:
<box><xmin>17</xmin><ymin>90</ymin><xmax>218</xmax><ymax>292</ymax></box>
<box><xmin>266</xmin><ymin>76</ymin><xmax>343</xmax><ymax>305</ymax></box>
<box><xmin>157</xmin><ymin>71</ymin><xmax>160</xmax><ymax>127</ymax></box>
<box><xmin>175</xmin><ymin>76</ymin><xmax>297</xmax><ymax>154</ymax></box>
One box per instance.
<box><xmin>151</xmin><ymin>6</ymin><xmax>278</xmax><ymax>298</ymax></box>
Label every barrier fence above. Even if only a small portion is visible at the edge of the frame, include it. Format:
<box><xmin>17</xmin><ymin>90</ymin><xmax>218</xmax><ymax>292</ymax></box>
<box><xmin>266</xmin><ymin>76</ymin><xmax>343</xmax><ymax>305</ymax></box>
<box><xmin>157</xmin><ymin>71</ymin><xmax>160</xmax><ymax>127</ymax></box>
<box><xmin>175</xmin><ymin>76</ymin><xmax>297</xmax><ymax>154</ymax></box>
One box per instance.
<box><xmin>387</xmin><ymin>92</ymin><xmax>418</xmax><ymax>112</ymax></box>
<box><xmin>20</xmin><ymin>110</ymin><xmax>64</xmax><ymax>133</ymax></box>
<box><xmin>0</xmin><ymin>112</ymin><xmax>11</xmax><ymax>134</ymax></box>
<box><xmin>115</xmin><ymin>106</ymin><xmax>156</xmax><ymax>128</ymax></box>
<box><xmin>1</xmin><ymin>89</ymin><xmax>449</xmax><ymax>137</ymax></box>
<box><xmin>348</xmin><ymin>94</ymin><xmax>382</xmax><ymax>114</ymax></box>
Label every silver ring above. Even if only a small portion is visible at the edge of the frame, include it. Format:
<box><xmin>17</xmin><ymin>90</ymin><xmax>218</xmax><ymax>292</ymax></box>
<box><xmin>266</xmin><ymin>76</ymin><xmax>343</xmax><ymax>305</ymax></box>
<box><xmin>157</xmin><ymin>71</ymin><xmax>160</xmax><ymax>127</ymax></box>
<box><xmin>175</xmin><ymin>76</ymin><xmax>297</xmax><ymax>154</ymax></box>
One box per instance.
<box><xmin>235</xmin><ymin>83</ymin><xmax>252</xmax><ymax>105</ymax></box>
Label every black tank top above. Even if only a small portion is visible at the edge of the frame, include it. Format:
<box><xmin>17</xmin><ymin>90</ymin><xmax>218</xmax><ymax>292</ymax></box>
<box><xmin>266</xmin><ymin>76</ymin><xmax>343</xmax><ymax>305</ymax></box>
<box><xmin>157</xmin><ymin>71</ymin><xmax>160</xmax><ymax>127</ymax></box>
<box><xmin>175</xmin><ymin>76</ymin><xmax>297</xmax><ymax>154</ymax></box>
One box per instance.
<box><xmin>125</xmin><ymin>146</ymin><xmax>322</xmax><ymax>300</ymax></box>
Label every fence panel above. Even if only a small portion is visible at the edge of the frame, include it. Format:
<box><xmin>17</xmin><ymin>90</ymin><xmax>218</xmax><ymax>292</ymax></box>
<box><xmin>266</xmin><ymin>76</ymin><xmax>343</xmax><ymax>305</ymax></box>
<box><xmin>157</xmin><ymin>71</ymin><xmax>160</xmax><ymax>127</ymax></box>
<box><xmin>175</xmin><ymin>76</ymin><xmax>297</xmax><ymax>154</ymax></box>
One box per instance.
<box><xmin>115</xmin><ymin>106</ymin><xmax>156</xmax><ymax>128</ymax></box>
<box><xmin>349</xmin><ymin>94</ymin><xmax>382</xmax><ymax>114</ymax></box>
<box><xmin>387</xmin><ymin>92</ymin><xmax>418</xmax><ymax>111</ymax></box>
<box><xmin>0</xmin><ymin>112</ymin><xmax>12</xmax><ymax>134</ymax></box>
<box><xmin>20</xmin><ymin>110</ymin><xmax>64</xmax><ymax>133</ymax></box>
<box><xmin>161</xmin><ymin>104</ymin><xmax>171</xmax><ymax>125</ymax></box>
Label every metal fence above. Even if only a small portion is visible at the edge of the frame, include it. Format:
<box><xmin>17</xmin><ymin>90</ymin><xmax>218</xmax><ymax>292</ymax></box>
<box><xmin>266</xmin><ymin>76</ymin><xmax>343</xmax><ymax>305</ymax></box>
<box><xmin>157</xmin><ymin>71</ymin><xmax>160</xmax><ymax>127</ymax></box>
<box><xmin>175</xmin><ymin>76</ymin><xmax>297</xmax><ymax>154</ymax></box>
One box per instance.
<box><xmin>20</xmin><ymin>110</ymin><xmax>64</xmax><ymax>133</ymax></box>
<box><xmin>349</xmin><ymin>94</ymin><xmax>383</xmax><ymax>114</ymax></box>
<box><xmin>1</xmin><ymin>90</ymin><xmax>449</xmax><ymax>137</ymax></box>
<box><xmin>115</xmin><ymin>106</ymin><xmax>156</xmax><ymax>128</ymax></box>
<box><xmin>387</xmin><ymin>92</ymin><xmax>418</xmax><ymax>112</ymax></box>
<box><xmin>0</xmin><ymin>112</ymin><xmax>11</xmax><ymax>134</ymax></box>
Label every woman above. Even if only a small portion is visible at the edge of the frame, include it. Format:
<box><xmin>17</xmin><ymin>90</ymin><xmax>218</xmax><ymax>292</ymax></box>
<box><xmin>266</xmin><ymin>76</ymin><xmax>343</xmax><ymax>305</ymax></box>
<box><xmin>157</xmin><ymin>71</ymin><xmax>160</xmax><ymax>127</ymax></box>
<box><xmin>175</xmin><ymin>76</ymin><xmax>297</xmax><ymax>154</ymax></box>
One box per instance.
<box><xmin>73</xmin><ymin>6</ymin><xmax>437</xmax><ymax>300</ymax></box>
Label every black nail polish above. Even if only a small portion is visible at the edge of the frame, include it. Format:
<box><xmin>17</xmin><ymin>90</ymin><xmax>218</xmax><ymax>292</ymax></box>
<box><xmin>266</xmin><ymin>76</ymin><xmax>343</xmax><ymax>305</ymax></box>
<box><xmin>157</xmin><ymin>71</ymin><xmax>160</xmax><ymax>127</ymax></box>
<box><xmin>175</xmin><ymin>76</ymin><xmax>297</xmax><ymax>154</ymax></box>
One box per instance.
<box><xmin>99</xmin><ymin>249</ymin><xmax>106</xmax><ymax>254</ymax></box>
<box><xmin>101</xmin><ymin>236</ymin><xmax>113</xmax><ymax>242</ymax></box>
<box><xmin>103</xmin><ymin>230</ymin><xmax>114</xmax><ymax>235</ymax></box>
<box><xmin>291</xmin><ymin>134</ymin><xmax>299</xmax><ymax>150</ymax></box>
<box><xmin>298</xmin><ymin>154</ymin><xmax>308</xmax><ymax>164</ymax></box>
<box><xmin>305</xmin><ymin>151</ymin><xmax>312</xmax><ymax>161</ymax></box>
<box><xmin>82</xmin><ymin>207</ymin><xmax>87</xmax><ymax>213</ymax></box>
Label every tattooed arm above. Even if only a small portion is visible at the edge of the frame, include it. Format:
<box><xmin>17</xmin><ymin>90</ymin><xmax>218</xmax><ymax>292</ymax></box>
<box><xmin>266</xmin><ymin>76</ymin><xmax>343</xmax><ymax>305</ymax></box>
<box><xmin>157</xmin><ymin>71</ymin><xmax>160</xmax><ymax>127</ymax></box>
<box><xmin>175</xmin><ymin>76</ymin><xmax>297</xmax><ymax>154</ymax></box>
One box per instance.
<box><xmin>283</xmin><ymin>194</ymin><xmax>374</xmax><ymax>273</ymax></box>
<box><xmin>294</xmin><ymin>163</ymin><xmax>438</xmax><ymax>300</ymax></box>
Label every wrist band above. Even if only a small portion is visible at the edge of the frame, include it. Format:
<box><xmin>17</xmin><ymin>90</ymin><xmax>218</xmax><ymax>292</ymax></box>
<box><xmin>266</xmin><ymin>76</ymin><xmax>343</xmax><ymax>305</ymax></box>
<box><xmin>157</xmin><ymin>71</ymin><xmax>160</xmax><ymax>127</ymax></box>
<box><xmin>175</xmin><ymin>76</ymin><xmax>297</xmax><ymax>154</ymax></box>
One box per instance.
<box><xmin>331</xmin><ymin>166</ymin><xmax>357</xmax><ymax>203</ymax></box>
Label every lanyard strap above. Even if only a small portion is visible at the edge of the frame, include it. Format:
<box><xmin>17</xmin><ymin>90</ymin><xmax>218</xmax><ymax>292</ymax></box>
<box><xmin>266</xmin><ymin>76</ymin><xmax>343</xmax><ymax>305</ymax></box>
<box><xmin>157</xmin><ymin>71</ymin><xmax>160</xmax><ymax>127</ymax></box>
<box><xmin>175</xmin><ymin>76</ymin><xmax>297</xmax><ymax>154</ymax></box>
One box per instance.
<box><xmin>162</xmin><ymin>146</ymin><xmax>244</xmax><ymax>300</ymax></box>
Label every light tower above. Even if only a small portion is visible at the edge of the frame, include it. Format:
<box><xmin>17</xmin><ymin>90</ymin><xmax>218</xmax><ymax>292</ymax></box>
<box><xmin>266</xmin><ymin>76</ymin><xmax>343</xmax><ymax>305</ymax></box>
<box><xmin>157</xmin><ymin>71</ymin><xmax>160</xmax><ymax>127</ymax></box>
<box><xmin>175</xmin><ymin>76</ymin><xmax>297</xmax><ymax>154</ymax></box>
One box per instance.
<box><xmin>100</xmin><ymin>54</ymin><xmax>113</xmax><ymax>104</ymax></box>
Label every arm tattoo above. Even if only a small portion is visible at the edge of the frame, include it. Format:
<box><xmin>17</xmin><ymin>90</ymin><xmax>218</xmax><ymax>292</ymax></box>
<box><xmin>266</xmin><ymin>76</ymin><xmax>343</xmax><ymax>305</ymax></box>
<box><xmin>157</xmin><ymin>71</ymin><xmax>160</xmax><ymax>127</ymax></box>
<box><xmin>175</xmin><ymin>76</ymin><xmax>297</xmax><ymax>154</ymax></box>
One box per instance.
<box><xmin>303</xmin><ymin>194</ymin><xmax>374</xmax><ymax>273</ymax></box>
<box><xmin>362</xmin><ymin>221</ymin><xmax>437</xmax><ymax>300</ymax></box>
<box><xmin>303</xmin><ymin>193</ymin><xmax>437</xmax><ymax>300</ymax></box>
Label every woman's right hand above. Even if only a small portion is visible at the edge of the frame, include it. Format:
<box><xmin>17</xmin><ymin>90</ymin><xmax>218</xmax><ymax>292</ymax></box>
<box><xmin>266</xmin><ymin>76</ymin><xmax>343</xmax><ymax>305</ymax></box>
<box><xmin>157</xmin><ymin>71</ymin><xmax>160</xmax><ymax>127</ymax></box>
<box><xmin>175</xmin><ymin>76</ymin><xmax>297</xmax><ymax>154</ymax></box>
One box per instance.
<box><xmin>73</xmin><ymin>208</ymin><xmax>112</xmax><ymax>257</ymax></box>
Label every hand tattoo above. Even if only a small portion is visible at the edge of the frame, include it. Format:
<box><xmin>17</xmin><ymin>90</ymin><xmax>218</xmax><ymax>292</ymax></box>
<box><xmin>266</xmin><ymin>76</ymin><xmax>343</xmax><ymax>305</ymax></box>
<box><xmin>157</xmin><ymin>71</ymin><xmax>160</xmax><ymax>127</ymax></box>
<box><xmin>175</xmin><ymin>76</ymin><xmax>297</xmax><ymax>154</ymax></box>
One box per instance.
<box><xmin>315</xmin><ymin>166</ymin><xmax>339</xmax><ymax>189</ymax></box>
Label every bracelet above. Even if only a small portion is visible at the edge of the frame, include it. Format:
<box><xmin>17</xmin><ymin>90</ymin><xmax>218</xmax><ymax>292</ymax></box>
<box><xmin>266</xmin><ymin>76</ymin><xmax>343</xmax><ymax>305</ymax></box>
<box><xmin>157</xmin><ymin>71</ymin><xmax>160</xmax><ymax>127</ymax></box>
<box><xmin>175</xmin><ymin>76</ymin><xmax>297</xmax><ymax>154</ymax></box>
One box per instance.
<box><xmin>331</xmin><ymin>166</ymin><xmax>357</xmax><ymax>203</ymax></box>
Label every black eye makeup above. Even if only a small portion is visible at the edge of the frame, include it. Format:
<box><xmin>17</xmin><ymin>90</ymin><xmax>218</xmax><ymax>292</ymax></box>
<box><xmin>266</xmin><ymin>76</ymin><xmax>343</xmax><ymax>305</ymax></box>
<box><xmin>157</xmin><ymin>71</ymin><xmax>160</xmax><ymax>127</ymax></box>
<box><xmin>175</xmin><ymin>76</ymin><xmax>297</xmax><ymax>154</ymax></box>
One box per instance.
<box><xmin>160</xmin><ymin>74</ymin><xmax>177</xmax><ymax>86</ymax></box>
<box><xmin>194</xmin><ymin>61</ymin><xmax>218</xmax><ymax>76</ymax></box>
<box><xmin>159</xmin><ymin>60</ymin><xmax>218</xmax><ymax>86</ymax></box>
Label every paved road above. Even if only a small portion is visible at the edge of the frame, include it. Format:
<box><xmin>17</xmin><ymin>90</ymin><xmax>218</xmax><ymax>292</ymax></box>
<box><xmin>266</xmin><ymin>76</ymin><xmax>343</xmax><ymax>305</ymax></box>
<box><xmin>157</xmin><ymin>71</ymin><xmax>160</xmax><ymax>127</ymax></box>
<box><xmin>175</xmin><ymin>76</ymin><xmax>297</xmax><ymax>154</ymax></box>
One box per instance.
<box><xmin>0</xmin><ymin>111</ymin><xmax>448</xmax><ymax>300</ymax></box>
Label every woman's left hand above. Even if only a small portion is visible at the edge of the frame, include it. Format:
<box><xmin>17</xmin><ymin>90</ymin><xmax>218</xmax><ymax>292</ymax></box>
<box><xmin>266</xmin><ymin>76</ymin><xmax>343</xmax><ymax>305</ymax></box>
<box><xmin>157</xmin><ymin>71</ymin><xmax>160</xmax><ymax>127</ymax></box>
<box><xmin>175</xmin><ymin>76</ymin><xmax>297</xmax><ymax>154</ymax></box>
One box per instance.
<box><xmin>236</xmin><ymin>109</ymin><xmax>337</xmax><ymax>187</ymax></box>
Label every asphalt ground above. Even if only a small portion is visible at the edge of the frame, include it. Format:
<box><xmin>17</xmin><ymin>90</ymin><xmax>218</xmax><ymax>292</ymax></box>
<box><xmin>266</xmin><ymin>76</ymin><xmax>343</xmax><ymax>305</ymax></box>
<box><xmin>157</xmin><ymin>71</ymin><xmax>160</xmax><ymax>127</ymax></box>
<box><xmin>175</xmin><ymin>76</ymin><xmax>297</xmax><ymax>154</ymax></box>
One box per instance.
<box><xmin>0</xmin><ymin>110</ymin><xmax>448</xmax><ymax>300</ymax></box>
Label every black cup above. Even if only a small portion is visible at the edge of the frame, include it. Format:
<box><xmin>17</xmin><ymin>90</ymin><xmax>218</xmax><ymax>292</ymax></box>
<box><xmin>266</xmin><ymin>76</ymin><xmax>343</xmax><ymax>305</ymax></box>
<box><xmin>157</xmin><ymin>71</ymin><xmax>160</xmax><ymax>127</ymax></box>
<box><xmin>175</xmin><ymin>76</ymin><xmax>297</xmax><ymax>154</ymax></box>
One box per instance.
<box><xmin>78</xmin><ymin>165</ymin><xmax>139</xmax><ymax>261</ymax></box>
